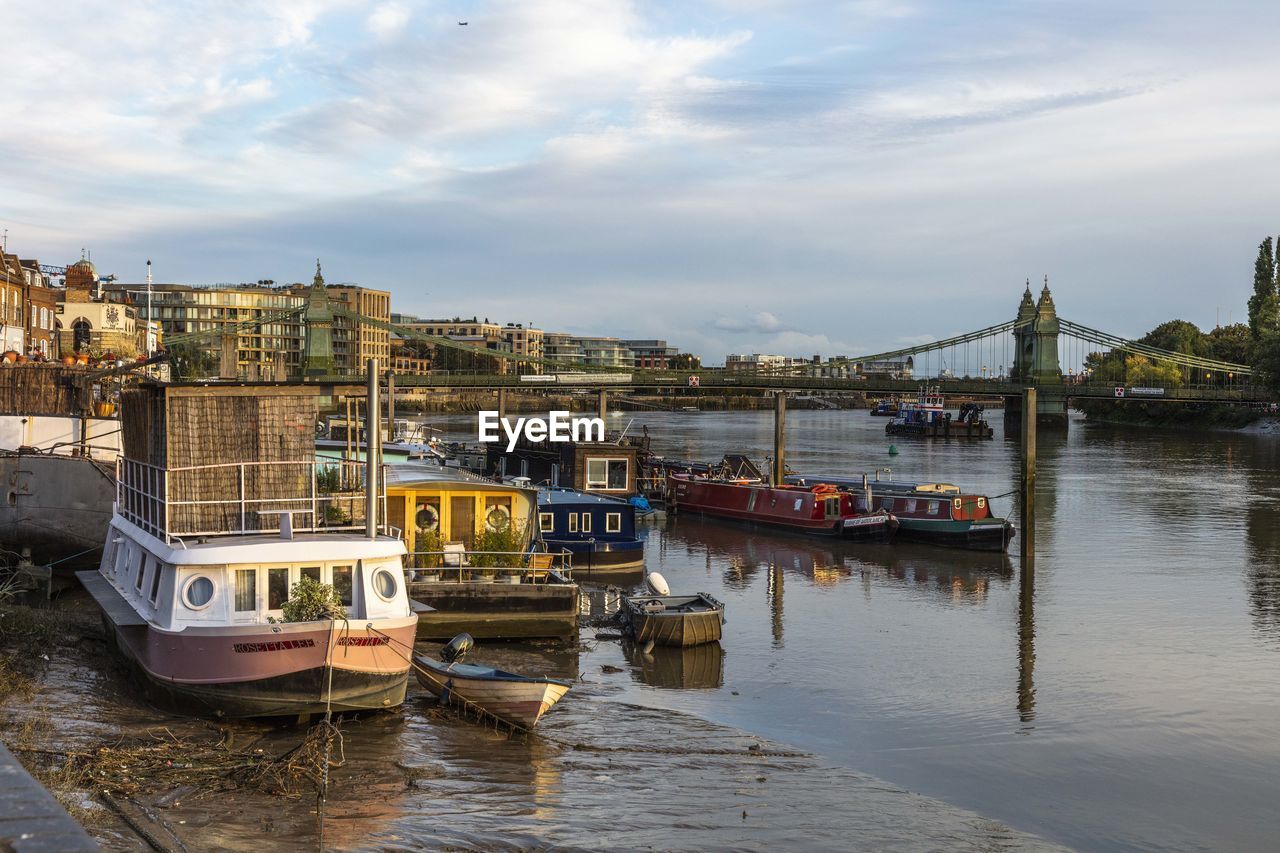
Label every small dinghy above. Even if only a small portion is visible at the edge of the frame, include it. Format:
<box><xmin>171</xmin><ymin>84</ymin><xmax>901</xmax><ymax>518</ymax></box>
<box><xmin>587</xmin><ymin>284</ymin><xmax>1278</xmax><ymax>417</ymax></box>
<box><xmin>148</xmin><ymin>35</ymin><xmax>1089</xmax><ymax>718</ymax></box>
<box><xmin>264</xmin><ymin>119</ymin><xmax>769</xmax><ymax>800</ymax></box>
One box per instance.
<box><xmin>620</xmin><ymin>572</ymin><xmax>725</xmax><ymax>648</ymax></box>
<box><xmin>413</xmin><ymin>634</ymin><xmax>572</xmax><ymax>729</ymax></box>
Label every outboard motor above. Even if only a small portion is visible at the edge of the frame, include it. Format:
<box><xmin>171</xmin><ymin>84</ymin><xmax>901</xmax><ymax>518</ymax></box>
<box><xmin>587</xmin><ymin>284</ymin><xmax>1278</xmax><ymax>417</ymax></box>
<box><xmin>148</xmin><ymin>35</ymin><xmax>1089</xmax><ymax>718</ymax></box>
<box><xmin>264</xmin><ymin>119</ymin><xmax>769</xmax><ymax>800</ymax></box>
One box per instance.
<box><xmin>440</xmin><ymin>633</ymin><xmax>474</xmax><ymax>665</ymax></box>
<box><xmin>645</xmin><ymin>571</ymin><xmax>670</xmax><ymax>596</ymax></box>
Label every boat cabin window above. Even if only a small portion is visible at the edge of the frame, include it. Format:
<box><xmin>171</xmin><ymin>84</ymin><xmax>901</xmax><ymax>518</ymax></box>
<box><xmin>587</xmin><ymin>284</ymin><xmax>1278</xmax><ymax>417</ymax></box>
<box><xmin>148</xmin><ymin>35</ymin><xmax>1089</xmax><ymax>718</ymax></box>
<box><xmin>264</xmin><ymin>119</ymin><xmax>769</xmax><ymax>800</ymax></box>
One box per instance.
<box><xmin>539</xmin><ymin>512</ymin><xmax>554</xmax><ymax>533</ymax></box>
<box><xmin>267</xmin><ymin>567</ymin><xmax>289</xmax><ymax>610</ymax></box>
<box><xmin>148</xmin><ymin>562</ymin><xmax>164</xmax><ymax>604</ymax></box>
<box><xmin>569</xmin><ymin>514</ymin><xmax>578</xmax><ymax>533</ymax></box>
<box><xmin>606</xmin><ymin>512</ymin><xmax>622</xmax><ymax>533</ymax></box>
<box><xmin>580</xmin><ymin>513</ymin><xmax>592</xmax><ymax>534</ymax></box>
<box><xmin>585</xmin><ymin>458</ymin><xmax>629</xmax><ymax>491</ymax></box>
<box><xmin>928</xmin><ymin>500</ymin><xmax>941</xmax><ymax>516</ymax></box>
<box><xmin>301</xmin><ymin>566</ymin><xmax>322</xmax><ymax>584</ymax></box>
<box><xmin>182</xmin><ymin>575</ymin><xmax>215</xmax><ymax>610</ymax></box>
<box><xmin>134</xmin><ymin>551</ymin><xmax>147</xmax><ymax>592</ymax></box>
<box><xmin>234</xmin><ymin>569</ymin><xmax>257</xmax><ymax>611</ymax></box>
<box><xmin>905</xmin><ymin>499</ymin><xmax>918</xmax><ymax>513</ymax></box>
<box><xmin>823</xmin><ymin>498</ymin><xmax>840</xmax><ymax>520</ymax></box>
<box><xmin>332</xmin><ymin>566</ymin><xmax>353</xmax><ymax>606</ymax></box>
<box><xmin>879</xmin><ymin>497</ymin><xmax>894</xmax><ymax>512</ymax></box>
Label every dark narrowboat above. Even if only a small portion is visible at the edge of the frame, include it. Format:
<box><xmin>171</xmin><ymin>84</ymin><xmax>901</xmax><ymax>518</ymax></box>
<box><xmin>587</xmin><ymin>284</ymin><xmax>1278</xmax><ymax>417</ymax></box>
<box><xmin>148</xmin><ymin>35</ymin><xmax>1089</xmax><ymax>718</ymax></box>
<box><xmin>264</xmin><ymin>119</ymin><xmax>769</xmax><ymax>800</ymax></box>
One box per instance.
<box><xmin>788</xmin><ymin>474</ymin><xmax>1015</xmax><ymax>552</ymax></box>
<box><xmin>537</xmin><ymin>488</ymin><xmax>645</xmax><ymax>572</ymax></box>
<box><xmin>668</xmin><ymin>472</ymin><xmax>897</xmax><ymax>542</ymax></box>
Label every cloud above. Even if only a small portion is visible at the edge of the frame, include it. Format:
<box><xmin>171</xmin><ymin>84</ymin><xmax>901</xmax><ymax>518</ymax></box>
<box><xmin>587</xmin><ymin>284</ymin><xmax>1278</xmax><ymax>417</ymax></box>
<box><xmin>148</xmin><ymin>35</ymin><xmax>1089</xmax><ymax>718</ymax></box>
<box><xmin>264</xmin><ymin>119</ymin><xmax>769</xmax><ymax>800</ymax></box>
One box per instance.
<box><xmin>3</xmin><ymin>0</ymin><xmax>1280</xmax><ymax>364</ymax></box>
<box><xmin>366</xmin><ymin>2</ymin><xmax>410</xmax><ymax>39</ymax></box>
<box><xmin>713</xmin><ymin>312</ymin><xmax>787</xmax><ymax>334</ymax></box>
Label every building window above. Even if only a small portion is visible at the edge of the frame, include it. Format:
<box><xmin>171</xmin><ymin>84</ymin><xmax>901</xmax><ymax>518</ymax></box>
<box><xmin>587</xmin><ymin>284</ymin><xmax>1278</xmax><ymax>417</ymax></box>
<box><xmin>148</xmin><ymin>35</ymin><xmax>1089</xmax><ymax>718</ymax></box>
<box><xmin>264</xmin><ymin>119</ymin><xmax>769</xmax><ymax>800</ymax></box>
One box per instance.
<box><xmin>301</xmin><ymin>566</ymin><xmax>321</xmax><ymax>584</ymax></box>
<box><xmin>539</xmin><ymin>512</ymin><xmax>554</xmax><ymax>533</ymax></box>
<box><xmin>568</xmin><ymin>513</ymin><xmax>578</xmax><ymax>533</ymax></box>
<box><xmin>72</xmin><ymin>318</ymin><xmax>92</xmax><ymax>351</ymax></box>
<box><xmin>585</xmin><ymin>458</ymin><xmax>629</xmax><ymax>491</ymax></box>
<box><xmin>580</xmin><ymin>513</ymin><xmax>591</xmax><ymax>533</ymax></box>
<box><xmin>606</xmin><ymin>513</ymin><xmax>621</xmax><ymax>533</ymax></box>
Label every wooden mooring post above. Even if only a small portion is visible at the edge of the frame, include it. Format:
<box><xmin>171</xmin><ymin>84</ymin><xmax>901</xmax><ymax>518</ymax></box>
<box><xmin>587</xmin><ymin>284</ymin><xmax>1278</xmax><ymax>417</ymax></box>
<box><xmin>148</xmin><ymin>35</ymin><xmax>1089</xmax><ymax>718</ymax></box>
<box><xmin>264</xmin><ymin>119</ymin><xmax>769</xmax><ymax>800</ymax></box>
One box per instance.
<box><xmin>773</xmin><ymin>392</ymin><xmax>787</xmax><ymax>486</ymax></box>
<box><xmin>598</xmin><ymin>389</ymin><xmax>608</xmax><ymax>422</ymax></box>
<box><xmin>1020</xmin><ymin>388</ymin><xmax>1036</xmax><ymax>567</ymax></box>
<box><xmin>497</xmin><ymin>386</ymin><xmax>507</xmax><ymax>422</ymax></box>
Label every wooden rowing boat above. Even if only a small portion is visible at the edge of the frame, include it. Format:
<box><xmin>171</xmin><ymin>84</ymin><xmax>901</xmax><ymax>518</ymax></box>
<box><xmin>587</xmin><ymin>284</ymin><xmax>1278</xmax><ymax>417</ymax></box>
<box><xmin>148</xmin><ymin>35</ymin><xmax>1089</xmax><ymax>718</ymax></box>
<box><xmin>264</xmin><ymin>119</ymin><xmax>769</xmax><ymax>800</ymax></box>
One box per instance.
<box><xmin>620</xmin><ymin>593</ymin><xmax>725</xmax><ymax>647</ymax></box>
<box><xmin>413</xmin><ymin>655</ymin><xmax>572</xmax><ymax>729</ymax></box>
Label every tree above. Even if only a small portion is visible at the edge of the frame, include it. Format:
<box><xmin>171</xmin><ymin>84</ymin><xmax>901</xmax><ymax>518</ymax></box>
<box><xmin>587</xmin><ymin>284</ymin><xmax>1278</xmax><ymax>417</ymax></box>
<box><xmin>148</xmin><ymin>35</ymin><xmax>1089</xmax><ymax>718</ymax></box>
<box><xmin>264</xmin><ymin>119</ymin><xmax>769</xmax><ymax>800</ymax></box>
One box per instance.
<box><xmin>1248</xmin><ymin>236</ymin><xmax>1279</xmax><ymax>340</ymax></box>
<box><xmin>1206</xmin><ymin>323</ymin><xmax>1252</xmax><ymax>365</ymax></box>
<box><xmin>166</xmin><ymin>342</ymin><xmax>217</xmax><ymax>380</ymax></box>
<box><xmin>1124</xmin><ymin>355</ymin><xmax>1183</xmax><ymax>387</ymax></box>
<box><xmin>1139</xmin><ymin>319</ymin><xmax>1208</xmax><ymax>357</ymax></box>
<box><xmin>668</xmin><ymin>353</ymin><xmax>701</xmax><ymax>370</ymax></box>
<box><xmin>1253</xmin><ymin>332</ymin><xmax>1280</xmax><ymax>392</ymax></box>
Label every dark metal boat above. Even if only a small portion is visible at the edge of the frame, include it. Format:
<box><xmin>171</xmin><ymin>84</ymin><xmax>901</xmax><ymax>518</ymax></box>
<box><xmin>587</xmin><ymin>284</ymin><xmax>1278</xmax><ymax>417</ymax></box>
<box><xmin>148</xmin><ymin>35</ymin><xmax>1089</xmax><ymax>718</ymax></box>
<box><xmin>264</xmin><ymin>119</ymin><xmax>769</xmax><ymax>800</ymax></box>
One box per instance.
<box><xmin>620</xmin><ymin>592</ymin><xmax>725</xmax><ymax>647</ymax></box>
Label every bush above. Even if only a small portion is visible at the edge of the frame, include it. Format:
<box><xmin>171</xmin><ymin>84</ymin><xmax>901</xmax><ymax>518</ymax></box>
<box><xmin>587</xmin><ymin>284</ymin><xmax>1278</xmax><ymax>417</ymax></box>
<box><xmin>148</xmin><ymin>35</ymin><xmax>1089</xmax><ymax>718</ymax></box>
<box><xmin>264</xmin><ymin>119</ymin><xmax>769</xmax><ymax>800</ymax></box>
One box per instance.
<box><xmin>280</xmin><ymin>577</ymin><xmax>347</xmax><ymax>623</ymax></box>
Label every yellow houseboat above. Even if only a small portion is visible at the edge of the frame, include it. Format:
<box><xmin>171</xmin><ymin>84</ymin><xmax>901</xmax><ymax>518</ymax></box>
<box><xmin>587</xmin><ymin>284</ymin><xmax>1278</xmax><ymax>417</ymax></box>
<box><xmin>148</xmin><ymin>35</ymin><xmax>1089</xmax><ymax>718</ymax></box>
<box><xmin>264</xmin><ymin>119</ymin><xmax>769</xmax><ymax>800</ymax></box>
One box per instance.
<box><xmin>382</xmin><ymin>464</ymin><xmax>579</xmax><ymax>640</ymax></box>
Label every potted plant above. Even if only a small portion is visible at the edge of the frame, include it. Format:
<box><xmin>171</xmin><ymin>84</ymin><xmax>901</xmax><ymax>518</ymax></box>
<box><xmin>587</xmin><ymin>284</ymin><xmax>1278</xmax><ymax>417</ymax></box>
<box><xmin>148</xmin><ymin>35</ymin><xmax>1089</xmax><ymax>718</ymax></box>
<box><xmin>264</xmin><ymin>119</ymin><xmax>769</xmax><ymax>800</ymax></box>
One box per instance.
<box><xmin>280</xmin><ymin>577</ymin><xmax>346</xmax><ymax>623</ymax></box>
<box><xmin>413</xmin><ymin>529</ymin><xmax>444</xmax><ymax>582</ymax></box>
<box><xmin>474</xmin><ymin>522</ymin><xmax>527</xmax><ymax>584</ymax></box>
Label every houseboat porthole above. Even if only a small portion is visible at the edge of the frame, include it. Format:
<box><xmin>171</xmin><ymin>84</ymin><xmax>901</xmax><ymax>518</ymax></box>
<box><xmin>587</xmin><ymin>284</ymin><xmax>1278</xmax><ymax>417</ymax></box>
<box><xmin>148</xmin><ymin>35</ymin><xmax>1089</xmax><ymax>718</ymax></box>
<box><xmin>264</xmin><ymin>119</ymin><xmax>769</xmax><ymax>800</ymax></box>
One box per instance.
<box><xmin>415</xmin><ymin>504</ymin><xmax>439</xmax><ymax>532</ymax></box>
<box><xmin>183</xmin><ymin>575</ymin><xmax>215</xmax><ymax>610</ymax></box>
<box><xmin>373</xmin><ymin>568</ymin><xmax>398</xmax><ymax>601</ymax></box>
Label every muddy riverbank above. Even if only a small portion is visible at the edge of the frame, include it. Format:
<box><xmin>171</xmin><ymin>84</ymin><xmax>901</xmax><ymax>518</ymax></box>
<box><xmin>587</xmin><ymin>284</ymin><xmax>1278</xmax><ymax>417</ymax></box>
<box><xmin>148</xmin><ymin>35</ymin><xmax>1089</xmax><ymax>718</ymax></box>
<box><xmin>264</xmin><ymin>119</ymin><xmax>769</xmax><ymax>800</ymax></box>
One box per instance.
<box><xmin>0</xmin><ymin>600</ymin><xmax>1061</xmax><ymax>851</ymax></box>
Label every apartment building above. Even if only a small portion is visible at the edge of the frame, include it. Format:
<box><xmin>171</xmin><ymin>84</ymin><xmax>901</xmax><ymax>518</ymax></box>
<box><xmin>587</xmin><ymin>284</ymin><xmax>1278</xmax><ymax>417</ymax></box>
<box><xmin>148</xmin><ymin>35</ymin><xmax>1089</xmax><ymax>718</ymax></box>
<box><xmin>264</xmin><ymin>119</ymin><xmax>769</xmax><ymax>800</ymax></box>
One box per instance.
<box><xmin>105</xmin><ymin>282</ymin><xmax>304</xmax><ymax>374</ymax></box>
<box><xmin>623</xmin><ymin>339</ymin><xmax>680</xmax><ymax>369</ymax></box>
<box><xmin>544</xmin><ymin>334</ymin><xmax>634</xmax><ymax>369</ymax></box>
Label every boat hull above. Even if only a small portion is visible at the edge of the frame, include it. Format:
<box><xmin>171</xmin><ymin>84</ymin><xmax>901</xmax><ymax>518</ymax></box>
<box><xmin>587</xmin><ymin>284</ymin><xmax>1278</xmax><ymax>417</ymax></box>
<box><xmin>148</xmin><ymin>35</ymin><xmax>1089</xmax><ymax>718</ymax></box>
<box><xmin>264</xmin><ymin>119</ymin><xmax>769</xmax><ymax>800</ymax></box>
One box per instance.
<box><xmin>547</xmin><ymin>537</ymin><xmax>645</xmax><ymax>571</ymax></box>
<box><xmin>669</xmin><ymin>475</ymin><xmax>896</xmax><ymax>542</ymax></box>
<box><xmin>104</xmin><ymin>616</ymin><xmax>417</xmax><ymax>718</ymax></box>
<box><xmin>885</xmin><ymin>421</ymin><xmax>993</xmax><ymax>439</ymax></box>
<box><xmin>896</xmin><ymin>518</ymin><xmax>1015</xmax><ymax>552</ymax></box>
<box><xmin>414</xmin><ymin>659</ymin><xmax>570</xmax><ymax>728</ymax></box>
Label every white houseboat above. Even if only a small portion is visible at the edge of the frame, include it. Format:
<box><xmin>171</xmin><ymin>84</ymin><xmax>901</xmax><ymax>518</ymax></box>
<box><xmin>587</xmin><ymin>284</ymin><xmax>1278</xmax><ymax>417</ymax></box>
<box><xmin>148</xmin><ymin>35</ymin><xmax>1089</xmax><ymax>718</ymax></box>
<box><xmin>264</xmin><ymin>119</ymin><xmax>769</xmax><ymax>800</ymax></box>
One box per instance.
<box><xmin>78</xmin><ymin>456</ymin><xmax>420</xmax><ymax>719</ymax></box>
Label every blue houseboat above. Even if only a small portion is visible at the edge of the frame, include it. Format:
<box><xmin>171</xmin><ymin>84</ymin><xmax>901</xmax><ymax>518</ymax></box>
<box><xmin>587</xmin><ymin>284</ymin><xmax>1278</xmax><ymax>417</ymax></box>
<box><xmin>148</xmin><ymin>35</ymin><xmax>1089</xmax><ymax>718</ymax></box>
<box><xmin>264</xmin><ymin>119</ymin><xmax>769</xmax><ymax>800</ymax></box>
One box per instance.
<box><xmin>537</xmin><ymin>489</ymin><xmax>645</xmax><ymax>573</ymax></box>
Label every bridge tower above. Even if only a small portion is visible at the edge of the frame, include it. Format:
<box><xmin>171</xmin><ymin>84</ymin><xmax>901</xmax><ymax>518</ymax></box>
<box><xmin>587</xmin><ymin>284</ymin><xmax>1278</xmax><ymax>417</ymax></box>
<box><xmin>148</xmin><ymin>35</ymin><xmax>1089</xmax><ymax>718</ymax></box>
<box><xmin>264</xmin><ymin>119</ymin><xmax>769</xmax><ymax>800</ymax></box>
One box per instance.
<box><xmin>1008</xmin><ymin>278</ymin><xmax>1068</xmax><ymax>429</ymax></box>
<box><xmin>302</xmin><ymin>259</ymin><xmax>335</xmax><ymax>378</ymax></box>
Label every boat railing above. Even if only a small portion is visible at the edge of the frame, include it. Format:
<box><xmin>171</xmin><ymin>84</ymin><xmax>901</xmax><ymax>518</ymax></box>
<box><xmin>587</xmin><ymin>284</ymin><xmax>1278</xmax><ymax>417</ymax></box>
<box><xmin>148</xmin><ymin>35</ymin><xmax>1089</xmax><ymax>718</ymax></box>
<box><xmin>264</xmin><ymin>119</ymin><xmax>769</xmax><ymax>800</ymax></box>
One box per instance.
<box><xmin>117</xmin><ymin>458</ymin><xmax>389</xmax><ymax>542</ymax></box>
<box><xmin>403</xmin><ymin>548</ymin><xmax>574</xmax><ymax>583</ymax></box>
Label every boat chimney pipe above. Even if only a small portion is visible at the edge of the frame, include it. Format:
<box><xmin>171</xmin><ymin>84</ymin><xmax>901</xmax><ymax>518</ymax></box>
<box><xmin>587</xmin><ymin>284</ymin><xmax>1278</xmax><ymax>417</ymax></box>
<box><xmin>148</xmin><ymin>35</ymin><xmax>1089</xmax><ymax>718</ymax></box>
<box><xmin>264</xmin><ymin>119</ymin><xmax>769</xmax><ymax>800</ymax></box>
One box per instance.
<box><xmin>551</xmin><ymin>463</ymin><xmax>559</xmax><ymax>487</ymax></box>
<box><xmin>366</xmin><ymin>358</ymin><xmax>380</xmax><ymax>539</ymax></box>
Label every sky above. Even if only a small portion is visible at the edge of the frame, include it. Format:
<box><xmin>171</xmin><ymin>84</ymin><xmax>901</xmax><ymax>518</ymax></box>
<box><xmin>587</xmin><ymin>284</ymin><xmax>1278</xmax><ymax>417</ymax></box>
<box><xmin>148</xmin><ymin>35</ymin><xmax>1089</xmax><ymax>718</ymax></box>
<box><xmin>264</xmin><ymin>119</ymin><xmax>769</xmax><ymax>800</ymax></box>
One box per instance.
<box><xmin>2</xmin><ymin>0</ymin><xmax>1278</xmax><ymax>363</ymax></box>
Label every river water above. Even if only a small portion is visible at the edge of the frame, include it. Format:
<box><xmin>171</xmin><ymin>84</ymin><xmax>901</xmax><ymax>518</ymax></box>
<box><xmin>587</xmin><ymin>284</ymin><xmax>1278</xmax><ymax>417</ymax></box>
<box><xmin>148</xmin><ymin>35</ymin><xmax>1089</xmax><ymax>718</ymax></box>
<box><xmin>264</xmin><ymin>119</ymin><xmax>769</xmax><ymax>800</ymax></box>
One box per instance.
<box><xmin>13</xmin><ymin>408</ymin><xmax>1280</xmax><ymax>850</ymax></box>
<box><xmin>436</xmin><ymin>408</ymin><xmax>1280</xmax><ymax>851</ymax></box>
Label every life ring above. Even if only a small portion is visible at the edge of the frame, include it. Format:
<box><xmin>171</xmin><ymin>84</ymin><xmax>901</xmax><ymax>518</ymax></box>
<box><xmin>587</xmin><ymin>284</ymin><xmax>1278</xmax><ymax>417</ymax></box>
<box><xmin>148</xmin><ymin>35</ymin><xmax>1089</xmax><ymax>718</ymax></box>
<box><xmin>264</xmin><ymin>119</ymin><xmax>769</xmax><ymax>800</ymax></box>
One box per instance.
<box><xmin>415</xmin><ymin>503</ymin><xmax>439</xmax><ymax>532</ymax></box>
<box><xmin>812</xmin><ymin>484</ymin><xmax>838</xmax><ymax>494</ymax></box>
<box><xmin>485</xmin><ymin>504</ymin><xmax>512</xmax><ymax>532</ymax></box>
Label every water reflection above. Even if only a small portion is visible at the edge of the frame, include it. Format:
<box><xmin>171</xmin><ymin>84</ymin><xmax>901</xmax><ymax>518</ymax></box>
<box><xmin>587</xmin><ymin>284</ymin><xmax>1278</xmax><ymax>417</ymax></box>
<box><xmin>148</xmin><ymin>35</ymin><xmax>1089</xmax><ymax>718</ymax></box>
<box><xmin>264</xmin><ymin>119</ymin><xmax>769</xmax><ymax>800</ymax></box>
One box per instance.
<box><xmin>623</xmin><ymin>640</ymin><xmax>725</xmax><ymax>689</ymax></box>
<box><xmin>1017</xmin><ymin>563</ymin><xmax>1036</xmax><ymax>724</ymax></box>
<box><xmin>1244</xmin><ymin>437</ymin><xmax>1280</xmax><ymax>640</ymax></box>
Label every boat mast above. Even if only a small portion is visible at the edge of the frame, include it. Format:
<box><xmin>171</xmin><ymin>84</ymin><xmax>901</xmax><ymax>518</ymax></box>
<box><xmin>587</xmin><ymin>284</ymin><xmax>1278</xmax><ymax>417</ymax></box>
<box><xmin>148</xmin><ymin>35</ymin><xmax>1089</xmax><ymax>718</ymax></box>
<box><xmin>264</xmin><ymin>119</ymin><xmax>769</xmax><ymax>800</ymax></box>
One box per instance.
<box><xmin>366</xmin><ymin>358</ymin><xmax>380</xmax><ymax>539</ymax></box>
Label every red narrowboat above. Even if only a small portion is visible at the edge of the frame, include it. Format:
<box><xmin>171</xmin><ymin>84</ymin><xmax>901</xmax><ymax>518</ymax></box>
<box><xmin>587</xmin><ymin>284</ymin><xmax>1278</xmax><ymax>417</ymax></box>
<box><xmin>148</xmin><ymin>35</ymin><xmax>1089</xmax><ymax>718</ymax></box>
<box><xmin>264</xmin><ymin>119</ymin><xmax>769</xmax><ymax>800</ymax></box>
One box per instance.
<box><xmin>668</xmin><ymin>473</ymin><xmax>898</xmax><ymax>542</ymax></box>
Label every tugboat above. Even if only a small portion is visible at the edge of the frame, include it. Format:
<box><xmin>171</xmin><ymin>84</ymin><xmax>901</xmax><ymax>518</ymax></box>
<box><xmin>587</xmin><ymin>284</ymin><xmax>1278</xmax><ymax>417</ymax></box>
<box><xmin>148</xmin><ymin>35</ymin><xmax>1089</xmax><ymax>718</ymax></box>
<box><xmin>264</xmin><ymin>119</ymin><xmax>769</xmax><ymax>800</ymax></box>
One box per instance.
<box><xmin>884</xmin><ymin>388</ymin><xmax>994</xmax><ymax>439</ymax></box>
<box><xmin>787</xmin><ymin>473</ymin><xmax>1014</xmax><ymax>552</ymax></box>
<box><xmin>668</xmin><ymin>465</ymin><xmax>897</xmax><ymax>542</ymax></box>
<box><xmin>869</xmin><ymin>398</ymin><xmax>900</xmax><ymax>416</ymax></box>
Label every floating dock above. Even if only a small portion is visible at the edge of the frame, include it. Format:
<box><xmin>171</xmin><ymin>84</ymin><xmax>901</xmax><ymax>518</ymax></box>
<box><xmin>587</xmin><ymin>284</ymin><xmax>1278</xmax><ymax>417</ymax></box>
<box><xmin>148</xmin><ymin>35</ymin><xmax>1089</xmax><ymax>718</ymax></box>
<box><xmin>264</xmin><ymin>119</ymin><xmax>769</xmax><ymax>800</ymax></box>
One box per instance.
<box><xmin>409</xmin><ymin>580</ymin><xmax>579</xmax><ymax>640</ymax></box>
